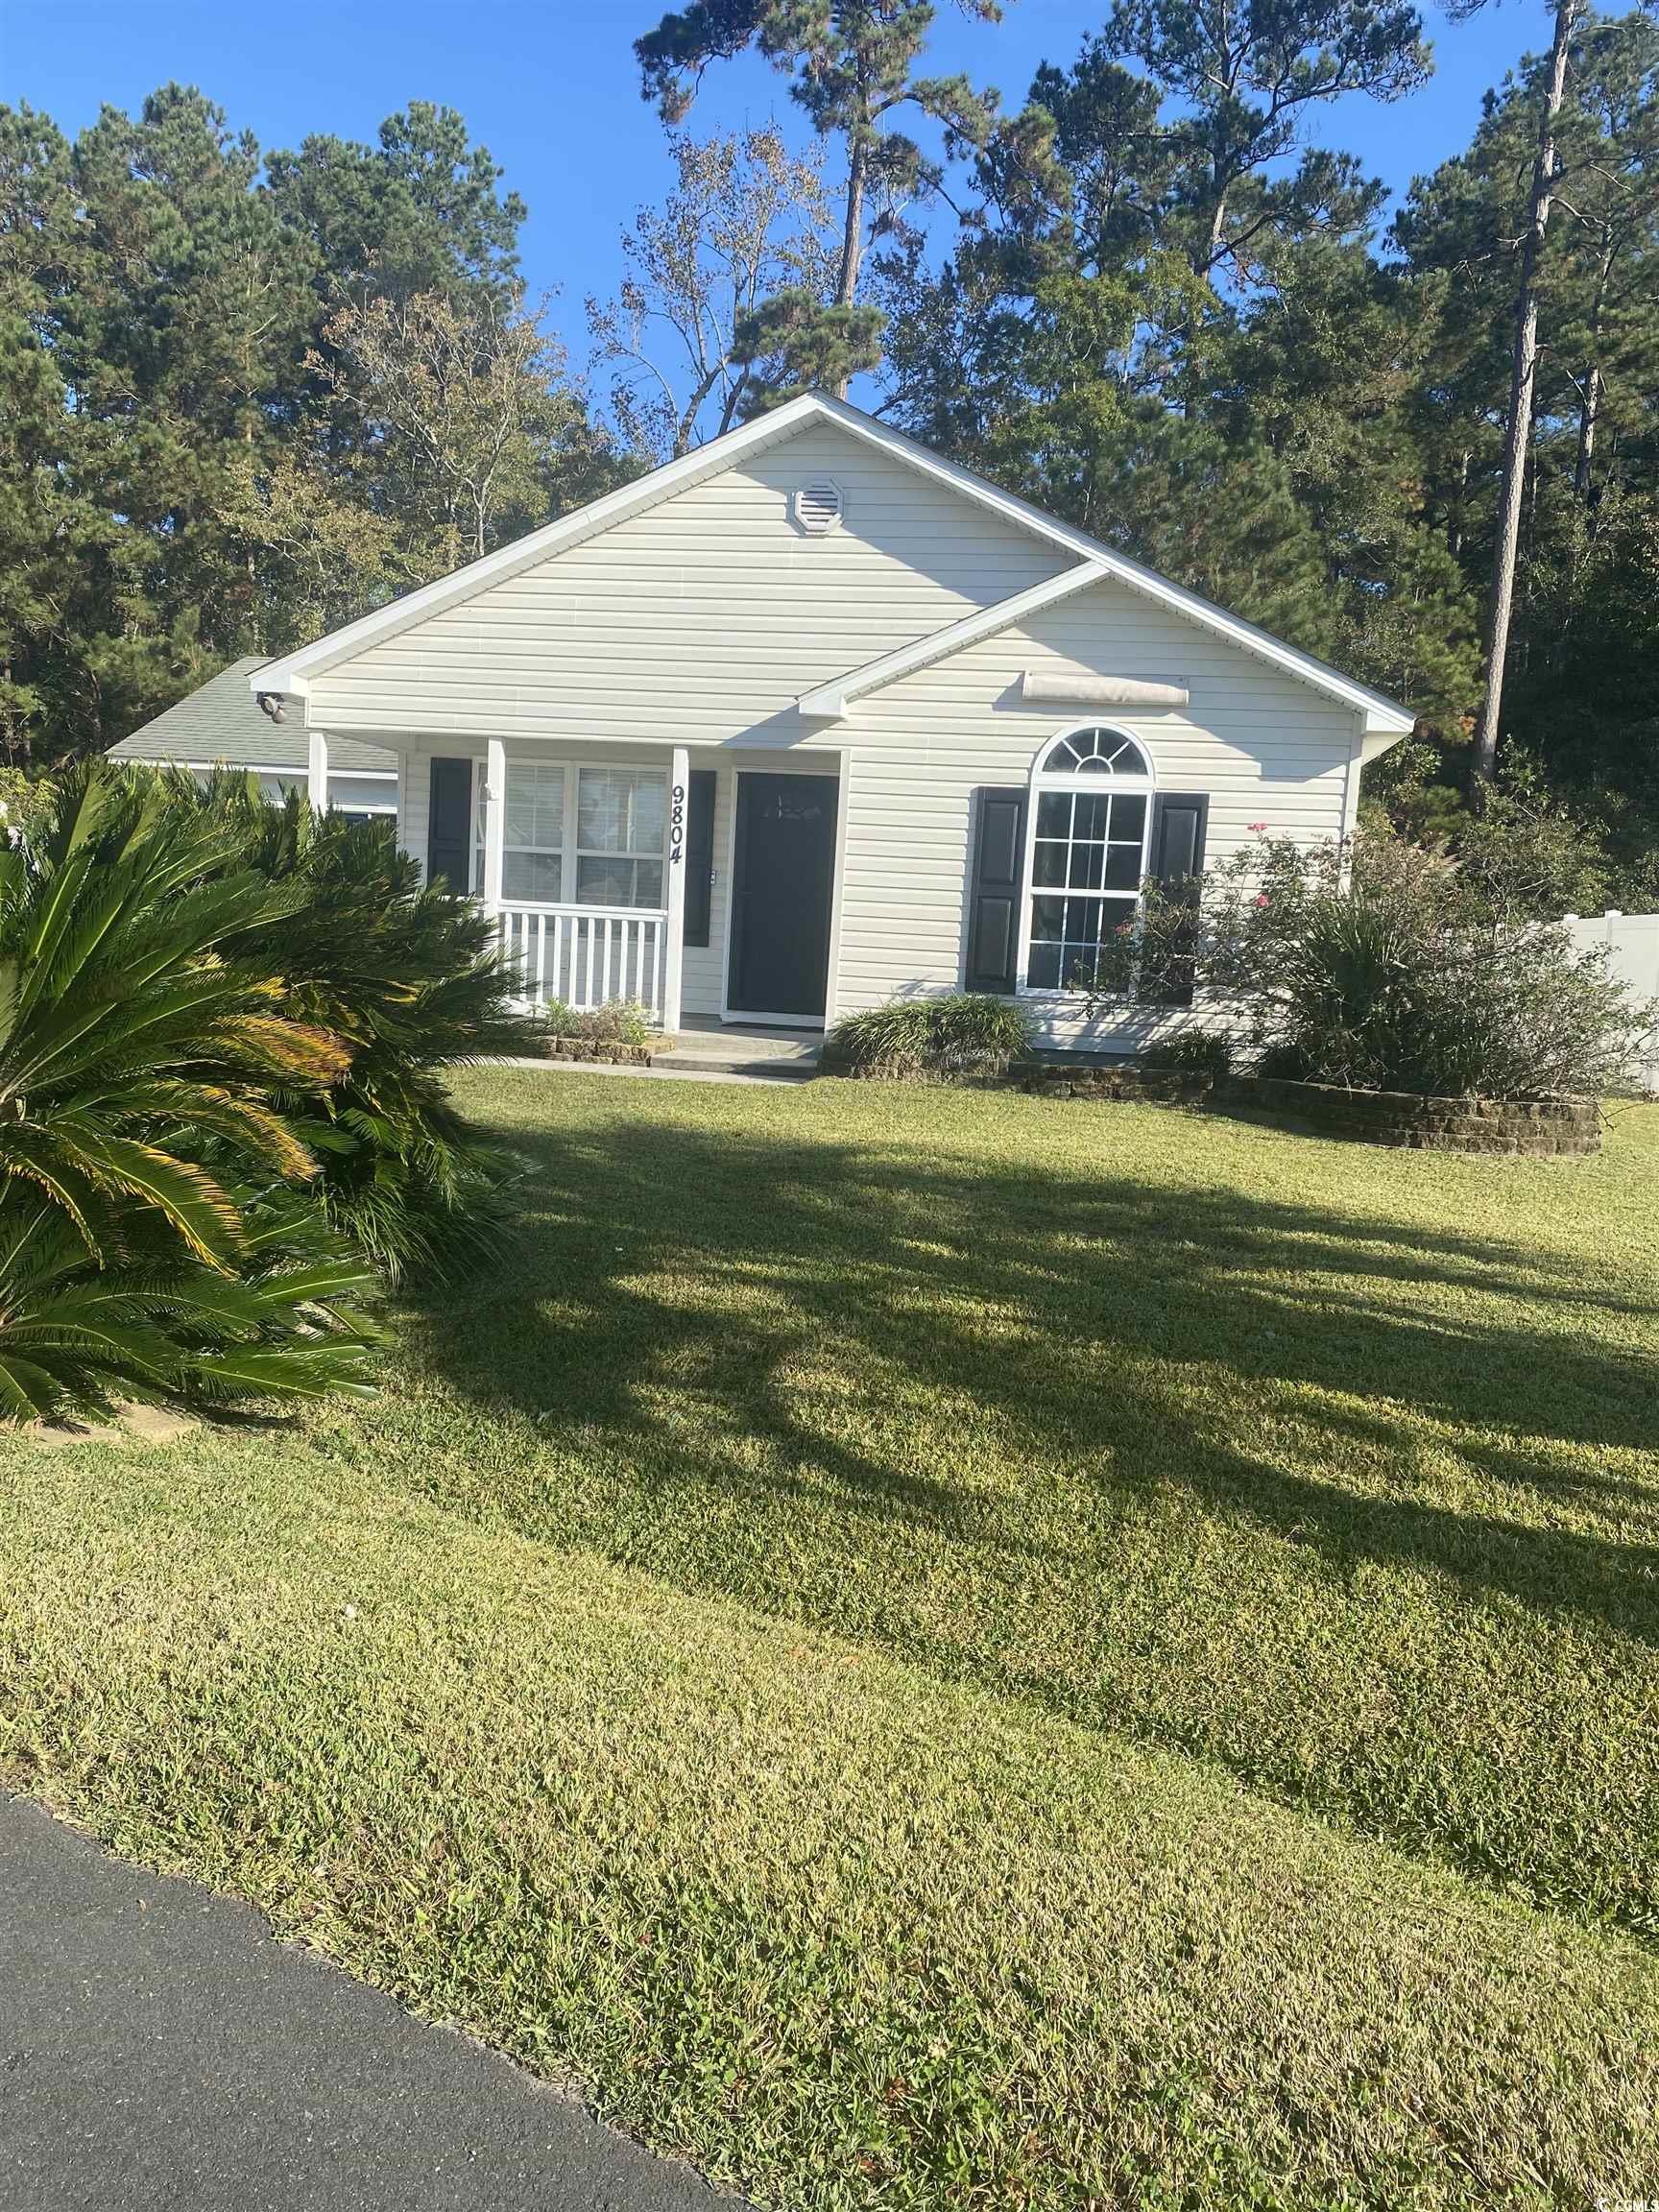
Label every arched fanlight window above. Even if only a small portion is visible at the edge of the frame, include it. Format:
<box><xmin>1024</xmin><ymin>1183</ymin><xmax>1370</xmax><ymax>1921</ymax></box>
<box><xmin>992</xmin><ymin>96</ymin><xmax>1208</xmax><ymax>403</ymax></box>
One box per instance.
<box><xmin>1024</xmin><ymin>726</ymin><xmax>1155</xmax><ymax>991</ymax></box>
<box><xmin>1038</xmin><ymin>728</ymin><xmax>1151</xmax><ymax>779</ymax></box>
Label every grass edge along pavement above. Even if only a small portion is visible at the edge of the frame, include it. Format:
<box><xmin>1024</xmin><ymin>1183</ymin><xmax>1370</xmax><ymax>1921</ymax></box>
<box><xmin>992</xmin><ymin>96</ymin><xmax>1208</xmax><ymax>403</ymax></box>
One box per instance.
<box><xmin>2</xmin><ymin>1070</ymin><xmax>1657</xmax><ymax>2207</ymax></box>
<box><xmin>1</xmin><ymin>1432</ymin><xmax>1656</xmax><ymax>2210</ymax></box>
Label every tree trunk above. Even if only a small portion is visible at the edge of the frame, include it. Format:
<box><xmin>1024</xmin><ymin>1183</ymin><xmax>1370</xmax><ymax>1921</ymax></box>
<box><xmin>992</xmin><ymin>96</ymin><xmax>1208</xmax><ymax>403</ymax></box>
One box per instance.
<box><xmin>1204</xmin><ymin>185</ymin><xmax>1230</xmax><ymax>282</ymax></box>
<box><xmin>1471</xmin><ymin>0</ymin><xmax>1579</xmax><ymax>800</ymax></box>
<box><xmin>1574</xmin><ymin>241</ymin><xmax>1612</xmax><ymax>501</ymax></box>
<box><xmin>834</xmin><ymin>136</ymin><xmax>867</xmax><ymax>309</ymax></box>
<box><xmin>1574</xmin><ymin>362</ymin><xmax>1601</xmax><ymax>500</ymax></box>
<box><xmin>830</xmin><ymin>135</ymin><xmax>869</xmax><ymax>397</ymax></box>
<box><xmin>674</xmin><ymin>359</ymin><xmax>726</xmax><ymax>459</ymax></box>
<box><xmin>1449</xmin><ymin>448</ymin><xmax>1470</xmax><ymax>558</ymax></box>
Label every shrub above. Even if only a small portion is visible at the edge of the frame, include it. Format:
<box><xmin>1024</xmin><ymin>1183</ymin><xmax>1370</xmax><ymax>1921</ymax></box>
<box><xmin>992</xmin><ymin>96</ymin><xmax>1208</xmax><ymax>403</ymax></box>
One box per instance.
<box><xmin>539</xmin><ymin>998</ymin><xmax>654</xmax><ymax>1049</ymax></box>
<box><xmin>1454</xmin><ymin>763</ymin><xmax>1617</xmax><ymax>923</ymax></box>
<box><xmin>1091</xmin><ymin>830</ymin><xmax>1654</xmax><ymax>1100</ymax></box>
<box><xmin>0</xmin><ymin>764</ymin><xmax>376</xmax><ymax>1425</ymax></box>
<box><xmin>1140</xmin><ymin>1031</ymin><xmax>1234</xmax><ymax>1076</ymax></box>
<box><xmin>0</xmin><ymin>765</ymin><xmax>45</xmax><ymax>837</ymax></box>
<box><xmin>829</xmin><ymin>994</ymin><xmax>1032</xmax><ymax>1079</ymax></box>
<box><xmin>186</xmin><ymin>774</ymin><xmax>539</xmax><ymax>1287</ymax></box>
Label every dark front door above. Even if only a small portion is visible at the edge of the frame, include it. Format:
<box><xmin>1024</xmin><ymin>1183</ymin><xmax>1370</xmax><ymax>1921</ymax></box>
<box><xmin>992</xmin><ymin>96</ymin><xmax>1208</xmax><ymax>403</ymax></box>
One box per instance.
<box><xmin>729</xmin><ymin>773</ymin><xmax>838</xmax><ymax>1019</ymax></box>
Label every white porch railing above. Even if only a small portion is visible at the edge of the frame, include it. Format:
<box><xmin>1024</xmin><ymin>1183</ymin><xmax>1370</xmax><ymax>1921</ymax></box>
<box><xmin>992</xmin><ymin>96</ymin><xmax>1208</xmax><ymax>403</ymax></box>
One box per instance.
<box><xmin>495</xmin><ymin>902</ymin><xmax>669</xmax><ymax>1022</ymax></box>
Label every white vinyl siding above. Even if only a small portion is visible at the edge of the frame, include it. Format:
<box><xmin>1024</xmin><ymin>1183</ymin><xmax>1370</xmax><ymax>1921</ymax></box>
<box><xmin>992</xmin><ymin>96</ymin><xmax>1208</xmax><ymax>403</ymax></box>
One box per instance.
<box><xmin>304</xmin><ymin>424</ymin><xmax>1068</xmax><ymax>744</ymax></box>
<box><xmin>311</xmin><ymin>419</ymin><xmax>1368</xmax><ymax>1043</ymax></box>
<box><xmin>830</xmin><ymin>576</ymin><xmax>1359</xmax><ymax>1047</ymax></box>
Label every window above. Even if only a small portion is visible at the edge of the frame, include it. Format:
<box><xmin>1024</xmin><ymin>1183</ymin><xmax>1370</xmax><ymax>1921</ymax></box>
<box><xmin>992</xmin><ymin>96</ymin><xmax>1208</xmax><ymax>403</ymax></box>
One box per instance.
<box><xmin>502</xmin><ymin>759</ymin><xmax>565</xmax><ymax>902</ymax></box>
<box><xmin>576</xmin><ymin>768</ymin><xmax>665</xmax><ymax>909</ymax></box>
<box><xmin>1042</xmin><ymin>727</ymin><xmax>1149</xmax><ymax>778</ymax></box>
<box><xmin>1023</xmin><ymin>728</ymin><xmax>1154</xmax><ymax>992</ymax></box>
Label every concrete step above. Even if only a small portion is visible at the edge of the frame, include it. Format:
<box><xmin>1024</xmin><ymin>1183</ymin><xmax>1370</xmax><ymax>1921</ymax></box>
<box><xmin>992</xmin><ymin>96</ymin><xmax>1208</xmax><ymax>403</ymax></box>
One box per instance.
<box><xmin>664</xmin><ymin>1028</ymin><xmax>822</xmax><ymax>1079</ymax></box>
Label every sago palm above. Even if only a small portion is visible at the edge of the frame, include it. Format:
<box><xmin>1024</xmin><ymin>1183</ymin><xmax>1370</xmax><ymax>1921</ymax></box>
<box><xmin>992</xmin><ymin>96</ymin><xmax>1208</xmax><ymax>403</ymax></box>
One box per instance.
<box><xmin>191</xmin><ymin>775</ymin><xmax>537</xmax><ymax>1285</ymax></box>
<box><xmin>0</xmin><ymin>765</ymin><xmax>376</xmax><ymax>1424</ymax></box>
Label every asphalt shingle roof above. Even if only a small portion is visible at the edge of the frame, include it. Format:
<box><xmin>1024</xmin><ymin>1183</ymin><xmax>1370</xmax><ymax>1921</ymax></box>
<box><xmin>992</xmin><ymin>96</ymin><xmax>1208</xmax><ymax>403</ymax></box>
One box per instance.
<box><xmin>107</xmin><ymin>660</ymin><xmax>396</xmax><ymax>776</ymax></box>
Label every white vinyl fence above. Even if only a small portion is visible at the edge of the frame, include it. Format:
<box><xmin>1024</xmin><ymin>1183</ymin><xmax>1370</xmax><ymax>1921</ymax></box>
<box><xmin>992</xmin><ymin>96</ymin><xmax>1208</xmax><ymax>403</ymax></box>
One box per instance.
<box><xmin>1564</xmin><ymin>911</ymin><xmax>1659</xmax><ymax>1091</ymax></box>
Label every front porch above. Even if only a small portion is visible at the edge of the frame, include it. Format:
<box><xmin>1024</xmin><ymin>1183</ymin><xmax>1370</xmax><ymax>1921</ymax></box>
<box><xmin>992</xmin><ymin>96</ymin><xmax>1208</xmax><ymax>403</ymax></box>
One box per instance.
<box><xmin>495</xmin><ymin>903</ymin><xmax>673</xmax><ymax>1022</ymax></box>
<box><xmin>463</xmin><ymin>736</ymin><xmax>692</xmax><ymax>1029</ymax></box>
<box><xmin>312</xmin><ymin>728</ymin><xmax>842</xmax><ymax>1031</ymax></box>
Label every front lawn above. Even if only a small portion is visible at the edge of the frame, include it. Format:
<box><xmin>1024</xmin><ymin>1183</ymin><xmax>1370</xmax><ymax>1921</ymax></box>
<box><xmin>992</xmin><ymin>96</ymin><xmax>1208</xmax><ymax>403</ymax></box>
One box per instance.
<box><xmin>3</xmin><ymin>1071</ymin><xmax>1656</xmax><ymax>2206</ymax></box>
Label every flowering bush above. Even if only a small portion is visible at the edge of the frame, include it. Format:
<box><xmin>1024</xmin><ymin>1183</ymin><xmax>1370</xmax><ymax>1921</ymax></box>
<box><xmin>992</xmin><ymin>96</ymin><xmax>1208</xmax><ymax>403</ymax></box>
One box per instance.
<box><xmin>1089</xmin><ymin>830</ymin><xmax>1654</xmax><ymax>1099</ymax></box>
<box><xmin>539</xmin><ymin>998</ymin><xmax>655</xmax><ymax>1048</ymax></box>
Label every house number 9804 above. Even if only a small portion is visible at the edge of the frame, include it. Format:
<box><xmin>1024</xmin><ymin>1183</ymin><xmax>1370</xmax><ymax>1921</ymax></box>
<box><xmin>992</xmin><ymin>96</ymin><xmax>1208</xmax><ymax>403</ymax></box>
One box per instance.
<box><xmin>669</xmin><ymin>781</ymin><xmax>685</xmax><ymax>863</ymax></box>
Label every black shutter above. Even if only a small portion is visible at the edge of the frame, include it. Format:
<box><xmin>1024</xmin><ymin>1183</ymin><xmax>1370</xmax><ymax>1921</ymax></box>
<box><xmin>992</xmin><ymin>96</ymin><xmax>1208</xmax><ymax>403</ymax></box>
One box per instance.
<box><xmin>427</xmin><ymin>757</ymin><xmax>472</xmax><ymax>892</ymax></box>
<box><xmin>1146</xmin><ymin>792</ymin><xmax>1209</xmax><ymax>1005</ymax></box>
<box><xmin>1149</xmin><ymin>792</ymin><xmax>1208</xmax><ymax>886</ymax></box>
<box><xmin>964</xmin><ymin>786</ymin><xmax>1026</xmax><ymax>995</ymax></box>
<box><xmin>683</xmin><ymin>768</ymin><xmax>717</xmax><ymax>949</ymax></box>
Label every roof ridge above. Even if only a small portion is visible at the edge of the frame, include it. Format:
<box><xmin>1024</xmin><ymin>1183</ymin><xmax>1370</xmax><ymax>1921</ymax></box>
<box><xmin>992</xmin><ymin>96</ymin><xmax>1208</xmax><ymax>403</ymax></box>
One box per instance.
<box><xmin>246</xmin><ymin>392</ymin><xmax>1413</xmax><ymax>734</ymax></box>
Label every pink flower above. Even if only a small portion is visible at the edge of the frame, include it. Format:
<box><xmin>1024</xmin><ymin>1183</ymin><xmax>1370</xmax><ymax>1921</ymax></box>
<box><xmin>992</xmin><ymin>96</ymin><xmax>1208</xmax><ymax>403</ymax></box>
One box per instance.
<box><xmin>1248</xmin><ymin>821</ymin><xmax>1268</xmax><ymax>834</ymax></box>
<box><xmin>1254</xmin><ymin>893</ymin><xmax>1270</xmax><ymax>907</ymax></box>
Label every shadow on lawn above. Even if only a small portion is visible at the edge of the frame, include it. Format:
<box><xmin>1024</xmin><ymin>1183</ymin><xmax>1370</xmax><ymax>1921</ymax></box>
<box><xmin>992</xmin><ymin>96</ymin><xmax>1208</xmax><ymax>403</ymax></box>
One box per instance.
<box><xmin>369</xmin><ymin>1101</ymin><xmax>1659</xmax><ymax>1929</ymax></box>
<box><xmin>398</xmin><ymin>1110</ymin><xmax>1659</xmax><ymax>1646</ymax></box>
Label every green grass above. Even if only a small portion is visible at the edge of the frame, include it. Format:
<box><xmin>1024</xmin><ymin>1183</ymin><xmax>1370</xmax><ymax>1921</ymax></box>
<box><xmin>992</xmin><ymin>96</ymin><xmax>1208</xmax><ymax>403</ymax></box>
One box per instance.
<box><xmin>3</xmin><ymin>1071</ymin><xmax>1657</xmax><ymax>2206</ymax></box>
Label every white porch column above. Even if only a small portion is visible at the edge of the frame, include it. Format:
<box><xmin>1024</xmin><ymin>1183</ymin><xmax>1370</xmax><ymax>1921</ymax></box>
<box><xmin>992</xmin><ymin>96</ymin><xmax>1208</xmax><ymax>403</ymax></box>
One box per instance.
<box><xmin>483</xmin><ymin>736</ymin><xmax>507</xmax><ymax>916</ymax></box>
<box><xmin>662</xmin><ymin>746</ymin><xmax>689</xmax><ymax>1035</ymax></box>
<box><xmin>306</xmin><ymin>728</ymin><xmax>328</xmax><ymax>812</ymax></box>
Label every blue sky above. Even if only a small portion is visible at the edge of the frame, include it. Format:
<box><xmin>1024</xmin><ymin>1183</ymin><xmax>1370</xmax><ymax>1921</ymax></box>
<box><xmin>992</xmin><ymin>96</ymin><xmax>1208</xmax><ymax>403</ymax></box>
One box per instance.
<box><xmin>5</xmin><ymin>0</ymin><xmax>1545</xmax><ymax>368</ymax></box>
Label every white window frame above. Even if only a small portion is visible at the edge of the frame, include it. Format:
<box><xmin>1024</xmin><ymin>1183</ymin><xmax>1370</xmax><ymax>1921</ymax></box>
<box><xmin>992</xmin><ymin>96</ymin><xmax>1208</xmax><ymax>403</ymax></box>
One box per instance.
<box><xmin>497</xmin><ymin>757</ymin><xmax>568</xmax><ymax>905</ymax></box>
<box><xmin>574</xmin><ymin>765</ymin><xmax>669</xmax><ymax>912</ymax></box>
<box><xmin>478</xmin><ymin>756</ymin><xmax>673</xmax><ymax>915</ymax></box>
<box><xmin>1017</xmin><ymin>724</ymin><xmax>1156</xmax><ymax>997</ymax></box>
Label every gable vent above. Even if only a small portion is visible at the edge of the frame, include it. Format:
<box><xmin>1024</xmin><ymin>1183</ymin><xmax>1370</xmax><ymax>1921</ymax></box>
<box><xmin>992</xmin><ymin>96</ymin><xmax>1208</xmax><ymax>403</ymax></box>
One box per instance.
<box><xmin>793</xmin><ymin>478</ymin><xmax>845</xmax><ymax>536</ymax></box>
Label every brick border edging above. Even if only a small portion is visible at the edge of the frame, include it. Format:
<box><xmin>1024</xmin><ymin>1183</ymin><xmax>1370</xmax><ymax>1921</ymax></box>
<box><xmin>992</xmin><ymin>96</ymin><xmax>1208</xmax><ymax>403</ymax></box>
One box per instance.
<box><xmin>534</xmin><ymin>1035</ymin><xmax>655</xmax><ymax>1067</ymax></box>
<box><xmin>1213</xmin><ymin>1074</ymin><xmax>1600</xmax><ymax>1155</ymax></box>
<box><xmin>1016</xmin><ymin>1064</ymin><xmax>1215</xmax><ymax>1107</ymax></box>
<box><xmin>823</xmin><ymin>1051</ymin><xmax>1599</xmax><ymax>1155</ymax></box>
<box><xmin>1018</xmin><ymin>1063</ymin><xmax>1600</xmax><ymax>1155</ymax></box>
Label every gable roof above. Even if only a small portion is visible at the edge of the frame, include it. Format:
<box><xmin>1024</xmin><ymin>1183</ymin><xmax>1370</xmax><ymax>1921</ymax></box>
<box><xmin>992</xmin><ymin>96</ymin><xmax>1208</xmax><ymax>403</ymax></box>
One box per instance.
<box><xmin>247</xmin><ymin>393</ymin><xmax>1414</xmax><ymax>737</ymax></box>
<box><xmin>110</xmin><ymin>659</ymin><xmax>396</xmax><ymax>775</ymax></box>
<box><xmin>798</xmin><ymin>565</ymin><xmax>1112</xmax><ymax>722</ymax></box>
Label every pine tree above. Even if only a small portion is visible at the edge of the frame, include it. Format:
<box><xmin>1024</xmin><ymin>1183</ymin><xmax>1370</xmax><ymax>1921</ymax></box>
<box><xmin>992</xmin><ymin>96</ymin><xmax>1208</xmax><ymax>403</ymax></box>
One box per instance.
<box><xmin>0</xmin><ymin>88</ymin><xmax>615</xmax><ymax>768</ymax></box>
<box><xmin>1396</xmin><ymin>9</ymin><xmax>1659</xmax><ymax>825</ymax></box>
<box><xmin>635</xmin><ymin>0</ymin><xmax>1003</xmax><ymax>394</ymax></box>
<box><xmin>1456</xmin><ymin>0</ymin><xmax>1583</xmax><ymax>795</ymax></box>
<box><xmin>1099</xmin><ymin>0</ymin><xmax>1431</xmax><ymax>286</ymax></box>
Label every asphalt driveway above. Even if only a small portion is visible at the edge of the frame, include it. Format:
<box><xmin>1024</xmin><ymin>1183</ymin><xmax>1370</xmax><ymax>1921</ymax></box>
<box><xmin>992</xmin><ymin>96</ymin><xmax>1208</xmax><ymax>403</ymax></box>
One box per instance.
<box><xmin>0</xmin><ymin>1789</ymin><xmax>735</xmax><ymax>2212</ymax></box>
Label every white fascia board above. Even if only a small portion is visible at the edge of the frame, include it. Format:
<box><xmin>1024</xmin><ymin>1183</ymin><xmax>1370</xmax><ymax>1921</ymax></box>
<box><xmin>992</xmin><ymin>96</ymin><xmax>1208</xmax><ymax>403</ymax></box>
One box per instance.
<box><xmin>801</xmin><ymin>396</ymin><xmax>1417</xmax><ymax>735</ymax></box>
<box><xmin>246</xmin><ymin>395</ymin><xmax>830</xmax><ymax>698</ymax></box>
<box><xmin>799</xmin><ymin>564</ymin><xmax>1110</xmax><ymax>723</ymax></box>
